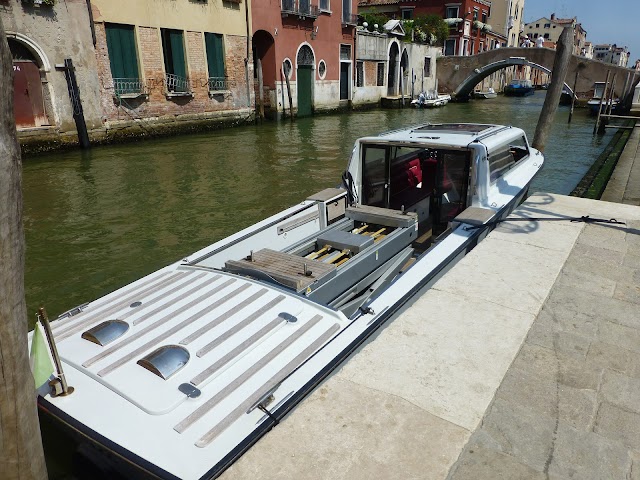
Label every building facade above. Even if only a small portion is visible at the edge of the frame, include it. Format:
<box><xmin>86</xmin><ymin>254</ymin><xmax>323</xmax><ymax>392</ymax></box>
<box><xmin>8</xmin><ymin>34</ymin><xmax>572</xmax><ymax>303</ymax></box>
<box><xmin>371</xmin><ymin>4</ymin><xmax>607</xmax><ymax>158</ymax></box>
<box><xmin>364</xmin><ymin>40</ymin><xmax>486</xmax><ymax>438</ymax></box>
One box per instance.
<box><xmin>524</xmin><ymin>14</ymin><xmax>586</xmax><ymax>55</ymax></box>
<box><xmin>252</xmin><ymin>0</ymin><xmax>358</xmax><ymax>118</ymax></box>
<box><xmin>488</xmin><ymin>0</ymin><xmax>525</xmax><ymax>48</ymax></box>
<box><xmin>594</xmin><ymin>44</ymin><xmax>630</xmax><ymax>67</ymax></box>
<box><xmin>1</xmin><ymin>0</ymin><xmax>102</xmax><ymax>148</ymax></box>
<box><xmin>358</xmin><ymin>0</ymin><xmax>501</xmax><ymax>56</ymax></box>
<box><xmin>352</xmin><ymin>23</ymin><xmax>439</xmax><ymax>105</ymax></box>
<box><xmin>90</xmin><ymin>0</ymin><xmax>254</xmax><ymax>135</ymax></box>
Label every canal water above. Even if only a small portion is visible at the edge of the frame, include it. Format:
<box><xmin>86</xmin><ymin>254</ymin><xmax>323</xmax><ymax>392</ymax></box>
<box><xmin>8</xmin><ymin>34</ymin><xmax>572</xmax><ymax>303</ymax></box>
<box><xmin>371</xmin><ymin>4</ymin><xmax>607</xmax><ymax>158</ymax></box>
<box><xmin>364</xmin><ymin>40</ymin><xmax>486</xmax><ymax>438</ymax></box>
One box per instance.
<box><xmin>25</xmin><ymin>91</ymin><xmax>613</xmax><ymax>478</ymax></box>
<box><xmin>23</xmin><ymin>91</ymin><xmax>612</xmax><ymax>323</ymax></box>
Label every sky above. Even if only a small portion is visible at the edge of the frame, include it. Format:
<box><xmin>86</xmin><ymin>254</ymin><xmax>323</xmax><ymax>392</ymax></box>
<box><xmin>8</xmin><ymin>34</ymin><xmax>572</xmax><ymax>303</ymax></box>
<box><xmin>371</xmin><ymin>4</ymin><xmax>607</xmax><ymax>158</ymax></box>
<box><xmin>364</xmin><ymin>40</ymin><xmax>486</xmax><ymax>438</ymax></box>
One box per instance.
<box><xmin>523</xmin><ymin>0</ymin><xmax>639</xmax><ymax>63</ymax></box>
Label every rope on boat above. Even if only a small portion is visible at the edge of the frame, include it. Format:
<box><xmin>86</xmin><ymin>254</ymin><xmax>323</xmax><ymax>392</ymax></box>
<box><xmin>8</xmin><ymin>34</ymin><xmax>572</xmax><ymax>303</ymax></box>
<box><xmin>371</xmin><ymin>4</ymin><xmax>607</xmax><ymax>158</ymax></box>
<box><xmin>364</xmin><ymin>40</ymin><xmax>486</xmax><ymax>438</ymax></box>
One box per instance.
<box><xmin>464</xmin><ymin>215</ymin><xmax>626</xmax><ymax>230</ymax></box>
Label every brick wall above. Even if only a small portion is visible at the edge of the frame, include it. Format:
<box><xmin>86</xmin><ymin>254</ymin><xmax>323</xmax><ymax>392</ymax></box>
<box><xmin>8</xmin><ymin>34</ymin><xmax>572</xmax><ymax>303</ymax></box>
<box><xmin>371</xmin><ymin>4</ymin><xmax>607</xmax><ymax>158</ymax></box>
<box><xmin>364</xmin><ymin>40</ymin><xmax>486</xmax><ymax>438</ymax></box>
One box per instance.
<box><xmin>96</xmin><ymin>24</ymin><xmax>254</xmax><ymax>123</ymax></box>
<box><xmin>364</xmin><ymin>61</ymin><xmax>378</xmax><ymax>87</ymax></box>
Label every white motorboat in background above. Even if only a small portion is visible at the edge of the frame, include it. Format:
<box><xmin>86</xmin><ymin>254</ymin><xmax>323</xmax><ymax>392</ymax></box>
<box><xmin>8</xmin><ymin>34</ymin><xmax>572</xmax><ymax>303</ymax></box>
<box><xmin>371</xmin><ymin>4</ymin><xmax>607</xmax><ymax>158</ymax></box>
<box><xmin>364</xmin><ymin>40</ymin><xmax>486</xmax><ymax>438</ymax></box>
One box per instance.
<box><xmin>33</xmin><ymin>123</ymin><xmax>544</xmax><ymax>480</ymax></box>
<box><xmin>411</xmin><ymin>90</ymin><xmax>452</xmax><ymax>108</ymax></box>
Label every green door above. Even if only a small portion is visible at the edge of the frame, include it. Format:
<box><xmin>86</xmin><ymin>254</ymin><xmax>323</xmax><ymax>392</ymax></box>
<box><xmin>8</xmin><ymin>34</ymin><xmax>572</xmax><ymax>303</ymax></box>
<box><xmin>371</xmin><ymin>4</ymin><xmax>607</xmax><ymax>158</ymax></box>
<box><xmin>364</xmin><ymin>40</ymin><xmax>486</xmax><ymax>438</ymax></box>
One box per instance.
<box><xmin>297</xmin><ymin>66</ymin><xmax>312</xmax><ymax>117</ymax></box>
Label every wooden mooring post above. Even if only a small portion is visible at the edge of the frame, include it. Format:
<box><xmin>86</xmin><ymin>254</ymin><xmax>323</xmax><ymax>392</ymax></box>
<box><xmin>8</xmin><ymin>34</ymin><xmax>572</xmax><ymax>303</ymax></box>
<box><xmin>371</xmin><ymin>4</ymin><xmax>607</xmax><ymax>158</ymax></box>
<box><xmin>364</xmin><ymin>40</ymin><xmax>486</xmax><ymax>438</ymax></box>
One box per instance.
<box><xmin>533</xmin><ymin>26</ymin><xmax>574</xmax><ymax>152</ymax></box>
<box><xmin>594</xmin><ymin>70</ymin><xmax>611</xmax><ymax>135</ymax></box>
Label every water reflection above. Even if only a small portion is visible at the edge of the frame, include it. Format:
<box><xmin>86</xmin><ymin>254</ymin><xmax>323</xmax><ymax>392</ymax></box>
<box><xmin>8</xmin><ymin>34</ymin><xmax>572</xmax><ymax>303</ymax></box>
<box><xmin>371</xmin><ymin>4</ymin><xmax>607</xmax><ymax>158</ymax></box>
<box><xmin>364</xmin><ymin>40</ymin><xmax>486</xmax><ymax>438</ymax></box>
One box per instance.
<box><xmin>23</xmin><ymin>92</ymin><xmax>610</xmax><ymax>321</ymax></box>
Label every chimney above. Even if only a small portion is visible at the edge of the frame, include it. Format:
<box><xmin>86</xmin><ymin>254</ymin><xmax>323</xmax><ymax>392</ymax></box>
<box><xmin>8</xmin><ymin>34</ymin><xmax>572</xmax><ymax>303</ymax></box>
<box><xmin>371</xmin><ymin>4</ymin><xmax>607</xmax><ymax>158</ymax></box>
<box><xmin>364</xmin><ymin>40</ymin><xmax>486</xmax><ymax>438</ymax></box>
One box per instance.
<box><xmin>550</xmin><ymin>13</ymin><xmax>555</xmax><ymax>20</ymax></box>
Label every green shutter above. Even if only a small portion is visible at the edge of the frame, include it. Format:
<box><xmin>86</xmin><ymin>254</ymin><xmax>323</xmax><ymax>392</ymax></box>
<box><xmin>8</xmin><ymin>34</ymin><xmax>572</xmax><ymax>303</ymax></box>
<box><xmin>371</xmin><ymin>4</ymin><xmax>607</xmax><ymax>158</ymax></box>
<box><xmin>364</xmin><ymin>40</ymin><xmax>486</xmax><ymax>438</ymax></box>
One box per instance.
<box><xmin>205</xmin><ymin>33</ymin><xmax>225</xmax><ymax>79</ymax></box>
<box><xmin>105</xmin><ymin>24</ymin><xmax>139</xmax><ymax>81</ymax></box>
<box><xmin>169</xmin><ymin>30</ymin><xmax>187</xmax><ymax>79</ymax></box>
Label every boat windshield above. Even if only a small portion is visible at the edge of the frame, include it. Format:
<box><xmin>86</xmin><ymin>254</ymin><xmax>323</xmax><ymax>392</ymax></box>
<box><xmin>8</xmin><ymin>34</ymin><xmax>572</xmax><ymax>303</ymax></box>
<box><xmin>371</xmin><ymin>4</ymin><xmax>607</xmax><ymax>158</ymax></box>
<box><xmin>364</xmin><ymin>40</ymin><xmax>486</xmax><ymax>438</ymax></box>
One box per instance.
<box><xmin>361</xmin><ymin>144</ymin><xmax>471</xmax><ymax>230</ymax></box>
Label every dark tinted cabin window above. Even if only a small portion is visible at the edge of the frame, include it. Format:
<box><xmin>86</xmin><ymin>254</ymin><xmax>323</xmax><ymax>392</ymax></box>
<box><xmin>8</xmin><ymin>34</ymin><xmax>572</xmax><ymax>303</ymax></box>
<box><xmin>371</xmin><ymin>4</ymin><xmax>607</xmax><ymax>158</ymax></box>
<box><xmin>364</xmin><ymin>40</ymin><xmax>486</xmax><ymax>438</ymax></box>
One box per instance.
<box><xmin>362</xmin><ymin>146</ymin><xmax>388</xmax><ymax>207</ymax></box>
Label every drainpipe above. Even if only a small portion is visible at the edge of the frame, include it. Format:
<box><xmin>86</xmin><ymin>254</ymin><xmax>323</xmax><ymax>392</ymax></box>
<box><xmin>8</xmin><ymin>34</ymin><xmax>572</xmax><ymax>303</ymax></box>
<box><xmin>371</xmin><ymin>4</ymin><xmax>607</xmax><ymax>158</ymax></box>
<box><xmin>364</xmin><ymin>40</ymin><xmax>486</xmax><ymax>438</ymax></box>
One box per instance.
<box><xmin>85</xmin><ymin>0</ymin><xmax>96</xmax><ymax>47</ymax></box>
<box><xmin>244</xmin><ymin>0</ymin><xmax>252</xmax><ymax>107</ymax></box>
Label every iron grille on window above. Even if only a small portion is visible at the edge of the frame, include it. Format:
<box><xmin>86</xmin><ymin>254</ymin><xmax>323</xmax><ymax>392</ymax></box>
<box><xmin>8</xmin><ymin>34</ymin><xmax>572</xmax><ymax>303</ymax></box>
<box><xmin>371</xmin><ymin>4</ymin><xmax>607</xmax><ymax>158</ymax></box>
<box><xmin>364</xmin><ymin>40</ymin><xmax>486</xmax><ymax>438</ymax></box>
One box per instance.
<box><xmin>113</xmin><ymin>78</ymin><xmax>146</xmax><ymax>96</ymax></box>
<box><xmin>376</xmin><ymin>62</ymin><xmax>384</xmax><ymax>86</ymax></box>
<box><xmin>281</xmin><ymin>0</ymin><xmax>319</xmax><ymax>18</ymax></box>
<box><xmin>356</xmin><ymin>62</ymin><xmax>364</xmax><ymax>87</ymax></box>
<box><xmin>208</xmin><ymin>77</ymin><xmax>228</xmax><ymax>91</ymax></box>
<box><xmin>340</xmin><ymin>44</ymin><xmax>351</xmax><ymax>61</ymax></box>
<box><xmin>165</xmin><ymin>73</ymin><xmax>191</xmax><ymax>93</ymax></box>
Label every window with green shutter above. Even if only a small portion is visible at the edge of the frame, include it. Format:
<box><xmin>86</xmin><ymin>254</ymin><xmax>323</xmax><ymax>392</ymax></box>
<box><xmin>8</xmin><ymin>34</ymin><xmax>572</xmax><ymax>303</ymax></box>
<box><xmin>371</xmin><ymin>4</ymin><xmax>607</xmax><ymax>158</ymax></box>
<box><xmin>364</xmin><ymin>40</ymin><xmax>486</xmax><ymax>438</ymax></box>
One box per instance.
<box><xmin>205</xmin><ymin>33</ymin><xmax>226</xmax><ymax>91</ymax></box>
<box><xmin>161</xmin><ymin>29</ymin><xmax>190</xmax><ymax>93</ymax></box>
<box><xmin>105</xmin><ymin>23</ymin><xmax>141</xmax><ymax>95</ymax></box>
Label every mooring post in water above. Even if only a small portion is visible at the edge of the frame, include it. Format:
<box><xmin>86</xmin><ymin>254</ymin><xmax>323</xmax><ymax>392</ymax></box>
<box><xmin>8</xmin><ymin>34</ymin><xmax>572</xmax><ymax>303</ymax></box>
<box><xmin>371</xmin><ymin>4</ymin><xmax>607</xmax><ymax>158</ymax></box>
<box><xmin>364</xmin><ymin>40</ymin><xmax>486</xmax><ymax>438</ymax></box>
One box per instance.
<box><xmin>283</xmin><ymin>62</ymin><xmax>293</xmax><ymax>121</ymax></box>
<box><xmin>257</xmin><ymin>58</ymin><xmax>265</xmax><ymax>120</ymax></box>
<box><xmin>568</xmin><ymin>69</ymin><xmax>579</xmax><ymax>124</ymax></box>
<box><xmin>62</xmin><ymin>58</ymin><xmax>90</xmax><ymax>149</ymax></box>
<box><xmin>533</xmin><ymin>27</ymin><xmax>573</xmax><ymax>152</ymax></box>
<box><xmin>280</xmin><ymin>69</ymin><xmax>286</xmax><ymax>120</ymax></box>
<box><xmin>594</xmin><ymin>70</ymin><xmax>611</xmax><ymax>135</ymax></box>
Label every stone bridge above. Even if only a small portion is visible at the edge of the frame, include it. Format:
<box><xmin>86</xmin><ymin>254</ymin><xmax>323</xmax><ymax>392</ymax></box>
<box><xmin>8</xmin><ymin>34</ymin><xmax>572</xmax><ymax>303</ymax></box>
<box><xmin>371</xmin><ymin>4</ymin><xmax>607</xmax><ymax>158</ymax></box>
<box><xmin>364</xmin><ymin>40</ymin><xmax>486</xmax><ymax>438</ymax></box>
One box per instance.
<box><xmin>437</xmin><ymin>47</ymin><xmax>640</xmax><ymax>102</ymax></box>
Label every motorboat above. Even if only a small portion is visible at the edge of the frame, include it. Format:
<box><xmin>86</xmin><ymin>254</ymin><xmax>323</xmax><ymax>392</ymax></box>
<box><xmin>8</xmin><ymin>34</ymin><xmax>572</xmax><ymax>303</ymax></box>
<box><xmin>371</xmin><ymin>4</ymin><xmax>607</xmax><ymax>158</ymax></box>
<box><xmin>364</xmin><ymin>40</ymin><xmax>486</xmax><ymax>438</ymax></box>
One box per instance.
<box><xmin>33</xmin><ymin>123</ymin><xmax>544</xmax><ymax>480</ymax></box>
<box><xmin>587</xmin><ymin>81</ymin><xmax>619</xmax><ymax>115</ymax></box>
<box><xmin>411</xmin><ymin>90</ymin><xmax>451</xmax><ymax>108</ymax></box>
<box><xmin>504</xmin><ymin>79</ymin><xmax>535</xmax><ymax>97</ymax></box>
<box><xmin>474</xmin><ymin>88</ymin><xmax>497</xmax><ymax>99</ymax></box>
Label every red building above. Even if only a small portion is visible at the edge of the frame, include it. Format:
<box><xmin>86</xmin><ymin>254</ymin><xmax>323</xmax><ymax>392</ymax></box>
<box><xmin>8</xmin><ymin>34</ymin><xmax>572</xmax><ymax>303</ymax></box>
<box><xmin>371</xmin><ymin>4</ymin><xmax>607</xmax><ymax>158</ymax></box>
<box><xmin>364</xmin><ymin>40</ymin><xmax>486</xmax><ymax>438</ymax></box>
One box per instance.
<box><xmin>252</xmin><ymin>0</ymin><xmax>359</xmax><ymax>118</ymax></box>
<box><xmin>358</xmin><ymin>0</ymin><xmax>502</xmax><ymax>56</ymax></box>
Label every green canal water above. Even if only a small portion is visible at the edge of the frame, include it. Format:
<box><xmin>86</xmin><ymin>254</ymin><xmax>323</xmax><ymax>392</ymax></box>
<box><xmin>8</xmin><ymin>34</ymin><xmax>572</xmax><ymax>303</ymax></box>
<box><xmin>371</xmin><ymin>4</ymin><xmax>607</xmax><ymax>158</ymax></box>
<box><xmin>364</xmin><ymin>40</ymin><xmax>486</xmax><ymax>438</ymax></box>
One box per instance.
<box><xmin>23</xmin><ymin>92</ymin><xmax>612</xmax><ymax>322</ymax></box>
<box><xmin>24</xmin><ymin>92</ymin><xmax>614</xmax><ymax>478</ymax></box>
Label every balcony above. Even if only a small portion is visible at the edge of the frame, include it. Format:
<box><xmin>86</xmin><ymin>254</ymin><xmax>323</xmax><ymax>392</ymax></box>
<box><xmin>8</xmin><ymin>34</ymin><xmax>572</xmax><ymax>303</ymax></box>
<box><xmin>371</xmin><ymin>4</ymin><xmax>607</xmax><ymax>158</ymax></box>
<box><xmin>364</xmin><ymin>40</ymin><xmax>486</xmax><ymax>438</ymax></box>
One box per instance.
<box><xmin>165</xmin><ymin>73</ymin><xmax>192</xmax><ymax>96</ymax></box>
<box><xmin>113</xmin><ymin>78</ymin><xmax>147</xmax><ymax>98</ymax></box>
<box><xmin>281</xmin><ymin>0</ymin><xmax>319</xmax><ymax>19</ymax></box>
<box><xmin>208</xmin><ymin>76</ymin><xmax>229</xmax><ymax>92</ymax></box>
<box><xmin>342</xmin><ymin>12</ymin><xmax>358</xmax><ymax>25</ymax></box>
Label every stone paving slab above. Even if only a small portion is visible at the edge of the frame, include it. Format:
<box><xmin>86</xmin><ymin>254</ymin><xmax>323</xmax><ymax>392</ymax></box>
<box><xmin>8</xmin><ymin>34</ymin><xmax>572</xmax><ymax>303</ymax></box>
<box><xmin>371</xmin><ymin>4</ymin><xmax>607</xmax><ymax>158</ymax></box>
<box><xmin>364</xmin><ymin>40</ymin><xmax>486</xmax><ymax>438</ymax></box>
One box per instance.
<box><xmin>219</xmin><ymin>194</ymin><xmax>640</xmax><ymax>480</ymax></box>
<box><xmin>601</xmin><ymin>122</ymin><xmax>640</xmax><ymax>205</ymax></box>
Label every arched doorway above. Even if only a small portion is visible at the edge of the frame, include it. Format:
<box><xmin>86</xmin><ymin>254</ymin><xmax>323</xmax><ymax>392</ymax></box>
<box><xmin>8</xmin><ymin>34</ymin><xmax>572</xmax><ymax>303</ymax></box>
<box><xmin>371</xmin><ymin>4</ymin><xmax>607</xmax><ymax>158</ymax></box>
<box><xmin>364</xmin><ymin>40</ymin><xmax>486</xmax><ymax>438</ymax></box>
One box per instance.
<box><xmin>400</xmin><ymin>49</ymin><xmax>409</xmax><ymax>97</ymax></box>
<box><xmin>252</xmin><ymin>30</ymin><xmax>276</xmax><ymax>116</ymax></box>
<box><xmin>296</xmin><ymin>44</ymin><xmax>314</xmax><ymax>117</ymax></box>
<box><xmin>8</xmin><ymin>37</ymin><xmax>49</xmax><ymax>128</ymax></box>
<box><xmin>387</xmin><ymin>42</ymin><xmax>399</xmax><ymax>97</ymax></box>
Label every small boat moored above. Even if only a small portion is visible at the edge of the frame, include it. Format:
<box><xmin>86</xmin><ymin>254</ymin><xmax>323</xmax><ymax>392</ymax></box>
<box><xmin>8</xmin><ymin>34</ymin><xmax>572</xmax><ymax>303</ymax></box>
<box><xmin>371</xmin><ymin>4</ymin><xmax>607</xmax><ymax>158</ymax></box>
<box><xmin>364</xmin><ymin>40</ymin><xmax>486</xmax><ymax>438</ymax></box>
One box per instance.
<box><xmin>504</xmin><ymin>79</ymin><xmax>535</xmax><ymax>97</ymax></box>
<box><xmin>474</xmin><ymin>87</ymin><xmax>497</xmax><ymax>99</ymax></box>
<box><xmin>32</xmin><ymin>123</ymin><xmax>544</xmax><ymax>480</ymax></box>
<box><xmin>587</xmin><ymin>81</ymin><xmax>619</xmax><ymax>115</ymax></box>
<box><xmin>411</xmin><ymin>90</ymin><xmax>452</xmax><ymax>108</ymax></box>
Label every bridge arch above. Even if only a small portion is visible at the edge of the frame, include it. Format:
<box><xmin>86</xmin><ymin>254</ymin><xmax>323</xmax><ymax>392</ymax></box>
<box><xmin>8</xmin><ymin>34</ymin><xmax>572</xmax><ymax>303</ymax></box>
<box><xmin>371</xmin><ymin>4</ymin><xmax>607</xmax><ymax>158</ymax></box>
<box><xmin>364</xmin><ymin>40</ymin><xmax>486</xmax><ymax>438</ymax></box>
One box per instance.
<box><xmin>454</xmin><ymin>57</ymin><xmax>573</xmax><ymax>99</ymax></box>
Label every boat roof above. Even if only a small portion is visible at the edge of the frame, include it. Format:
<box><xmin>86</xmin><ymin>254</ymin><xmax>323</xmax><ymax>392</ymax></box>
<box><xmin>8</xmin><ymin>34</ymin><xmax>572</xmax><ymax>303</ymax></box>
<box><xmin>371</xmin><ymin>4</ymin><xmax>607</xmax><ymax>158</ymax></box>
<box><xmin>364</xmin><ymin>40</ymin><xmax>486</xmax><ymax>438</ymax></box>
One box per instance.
<box><xmin>358</xmin><ymin>123</ymin><xmax>525</xmax><ymax>149</ymax></box>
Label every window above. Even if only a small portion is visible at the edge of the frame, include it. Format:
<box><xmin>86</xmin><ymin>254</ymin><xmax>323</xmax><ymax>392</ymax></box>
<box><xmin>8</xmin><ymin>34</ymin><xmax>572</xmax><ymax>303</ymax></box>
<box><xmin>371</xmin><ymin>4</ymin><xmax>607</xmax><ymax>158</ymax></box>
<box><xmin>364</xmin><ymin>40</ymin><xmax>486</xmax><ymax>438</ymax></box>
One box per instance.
<box><xmin>105</xmin><ymin>23</ymin><xmax>142</xmax><ymax>95</ymax></box>
<box><xmin>544</xmin><ymin>33</ymin><xmax>550</xmax><ymax>39</ymax></box>
<box><xmin>283</xmin><ymin>58</ymin><xmax>293</xmax><ymax>78</ymax></box>
<box><xmin>401</xmin><ymin>8</ymin><xmax>413</xmax><ymax>20</ymax></box>
<box><xmin>424</xmin><ymin>57</ymin><xmax>431</xmax><ymax>77</ymax></box>
<box><xmin>482</xmin><ymin>11</ymin><xmax>487</xmax><ymax>23</ymax></box>
<box><xmin>319</xmin><ymin>0</ymin><xmax>329</xmax><ymax>11</ymax></box>
<box><xmin>544</xmin><ymin>23</ymin><xmax>550</xmax><ymax>28</ymax></box>
<box><xmin>533</xmin><ymin>33</ymin><xmax>538</xmax><ymax>38</ymax></box>
<box><xmin>376</xmin><ymin>62</ymin><xmax>385</xmax><ymax>86</ymax></box>
<box><xmin>205</xmin><ymin>33</ymin><xmax>226</xmax><ymax>91</ymax></box>
<box><xmin>318</xmin><ymin>59</ymin><xmax>327</xmax><ymax>79</ymax></box>
<box><xmin>161</xmin><ymin>28</ymin><xmax>189</xmax><ymax>93</ymax></box>
<box><xmin>488</xmin><ymin>136</ymin><xmax>529</xmax><ymax>182</ymax></box>
<box><xmin>445</xmin><ymin>6</ymin><xmax>458</xmax><ymax>18</ymax></box>
<box><xmin>473</xmin><ymin>9</ymin><xmax>478</xmax><ymax>21</ymax></box>
<box><xmin>444</xmin><ymin>39</ymin><xmax>456</xmax><ymax>56</ymax></box>
<box><xmin>536</xmin><ymin>23</ymin><xmax>539</xmax><ymax>28</ymax></box>
<box><xmin>356</xmin><ymin>61</ymin><xmax>364</xmax><ymax>87</ymax></box>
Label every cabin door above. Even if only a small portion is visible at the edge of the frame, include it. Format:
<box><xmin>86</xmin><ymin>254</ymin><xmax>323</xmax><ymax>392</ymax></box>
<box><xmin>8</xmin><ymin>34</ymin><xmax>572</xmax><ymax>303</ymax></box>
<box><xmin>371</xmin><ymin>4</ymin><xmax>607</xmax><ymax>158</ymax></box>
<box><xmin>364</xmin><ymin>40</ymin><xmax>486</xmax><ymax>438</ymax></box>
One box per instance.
<box><xmin>432</xmin><ymin>151</ymin><xmax>471</xmax><ymax>232</ymax></box>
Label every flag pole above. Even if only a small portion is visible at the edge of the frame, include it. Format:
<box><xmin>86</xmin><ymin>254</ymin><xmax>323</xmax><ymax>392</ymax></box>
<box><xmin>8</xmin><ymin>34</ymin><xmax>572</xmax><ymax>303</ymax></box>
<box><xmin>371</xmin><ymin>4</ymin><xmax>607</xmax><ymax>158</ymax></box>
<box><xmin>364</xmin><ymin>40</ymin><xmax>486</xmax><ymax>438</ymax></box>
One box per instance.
<box><xmin>37</xmin><ymin>308</ymin><xmax>74</xmax><ymax>396</ymax></box>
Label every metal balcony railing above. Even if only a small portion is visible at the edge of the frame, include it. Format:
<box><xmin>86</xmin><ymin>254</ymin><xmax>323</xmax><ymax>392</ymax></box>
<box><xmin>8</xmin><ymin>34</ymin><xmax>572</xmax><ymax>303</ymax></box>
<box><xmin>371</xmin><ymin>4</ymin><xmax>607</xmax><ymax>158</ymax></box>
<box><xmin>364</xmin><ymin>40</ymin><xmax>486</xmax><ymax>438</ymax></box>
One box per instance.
<box><xmin>208</xmin><ymin>77</ymin><xmax>229</xmax><ymax>91</ymax></box>
<box><xmin>113</xmin><ymin>78</ymin><xmax>146</xmax><ymax>96</ymax></box>
<box><xmin>281</xmin><ymin>0</ymin><xmax>319</xmax><ymax>19</ymax></box>
<box><xmin>342</xmin><ymin>12</ymin><xmax>358</xmax><ymax>25</ymax></box>
<box><xmin>165</xmin><ymin>73</ymin><xmax>191</xmax><ymax>94</ymax></box>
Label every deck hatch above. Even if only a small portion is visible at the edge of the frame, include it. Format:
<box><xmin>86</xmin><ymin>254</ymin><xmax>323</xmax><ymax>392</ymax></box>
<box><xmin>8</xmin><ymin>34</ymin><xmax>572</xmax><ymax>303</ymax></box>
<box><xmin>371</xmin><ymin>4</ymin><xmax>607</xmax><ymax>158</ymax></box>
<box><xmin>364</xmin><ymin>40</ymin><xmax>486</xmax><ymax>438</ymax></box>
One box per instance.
<box><xmin>81</xmin><ymin>320</ymin><xmax>129</xmax><ymax>346</ymax></box>
<box><xmin>138</xmin><ymin>345</ymin><xmax>190</xmax><ymax>380</ymax></box>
